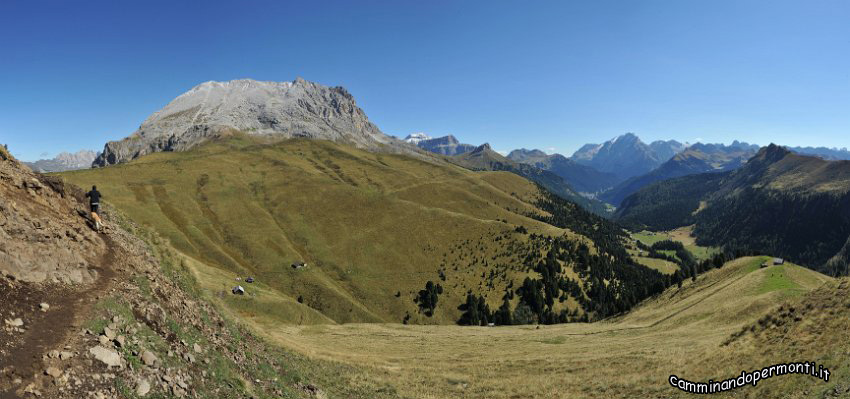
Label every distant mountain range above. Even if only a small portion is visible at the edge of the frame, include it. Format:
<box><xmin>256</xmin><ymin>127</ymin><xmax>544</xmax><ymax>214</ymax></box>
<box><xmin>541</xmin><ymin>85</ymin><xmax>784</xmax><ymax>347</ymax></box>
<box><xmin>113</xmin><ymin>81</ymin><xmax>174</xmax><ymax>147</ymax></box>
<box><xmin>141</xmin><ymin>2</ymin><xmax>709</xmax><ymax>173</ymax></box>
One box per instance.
<box><xmin>570</xmin><ymin>133</ymin><xmax>686</xmax><ymax>180</ymax></box>
<box><xmin>448</xmin><ymin>144</ymin><xmax>611</xmax><ymax>215</ymax></box>
<box><xmin>403</xmin><ymin>133</ymin><xmax>476</xmax><ymax>156</ymax></box>
<box><xmin>788</xmin><ymin>146</ymin><xmax>850</xmax><ymax>160</ymax></box>
<box><xmin>506</xmin><ymin>149</ymin><xmax>619</xmax><ymax>194</ymax></box>
<box><xmin>403</xmin><ymin>131</ymin><xmax>850</xmax><ymax>206</ymax></box>
<box><xmin>599</xmin><ymin>141</ymin><xmax>759</xmax><ymax>205</ymax></box>
<box><xmin>23</xmin><ymin>150</ymin><xmax>97</xmax><ymax>172</ymax></box>
<box><xmin>615</xmin><ymin>145</ymin><xmax>850</xmax><ymax>276</ymax></box>
<box><xmin>82</xmin><ymin>77</ymin><xmax>850</xmax><ymax>222</ymax></box>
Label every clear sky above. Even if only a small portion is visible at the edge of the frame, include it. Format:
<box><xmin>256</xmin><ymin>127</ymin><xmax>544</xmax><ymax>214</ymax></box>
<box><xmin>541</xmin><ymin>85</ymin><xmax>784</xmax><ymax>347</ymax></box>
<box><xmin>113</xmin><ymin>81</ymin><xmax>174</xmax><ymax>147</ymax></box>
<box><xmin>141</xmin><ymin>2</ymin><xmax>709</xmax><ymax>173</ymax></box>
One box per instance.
<box><xmin>1</xmin><ymin>0</ymin><xmax>848</xmax><ymax>161</ymax></box>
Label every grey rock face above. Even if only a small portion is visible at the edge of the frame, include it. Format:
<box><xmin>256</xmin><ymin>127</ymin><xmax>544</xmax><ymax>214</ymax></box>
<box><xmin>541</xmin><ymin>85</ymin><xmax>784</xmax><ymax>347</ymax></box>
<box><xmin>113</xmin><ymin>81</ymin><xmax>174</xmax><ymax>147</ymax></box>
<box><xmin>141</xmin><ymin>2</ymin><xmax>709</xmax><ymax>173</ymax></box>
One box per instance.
<box><xmin>648</xmin><ymin>140</ymin><xmax>687</xmax><ymax>163</ymax></box>
<box><xmin>0</xmin><ymin>150</ymin><xmax>105</xmax><ymax>283</ymax></box>
<box><xmin>93</xmin><ymin>78</ymin><xmax>391</xmax><ymax>166</ymax></box>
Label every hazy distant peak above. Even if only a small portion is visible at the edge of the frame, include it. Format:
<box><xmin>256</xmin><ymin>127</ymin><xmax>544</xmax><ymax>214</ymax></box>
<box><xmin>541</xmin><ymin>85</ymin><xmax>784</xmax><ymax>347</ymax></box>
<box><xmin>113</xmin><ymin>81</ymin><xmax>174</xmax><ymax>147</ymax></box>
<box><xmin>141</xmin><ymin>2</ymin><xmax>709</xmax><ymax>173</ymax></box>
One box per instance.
<box><xmin>571</xmin><ymin>133</ymin><xmax>664</xmax><ymax>179</ymax></box>
<box><xmin>507</xmin><ymin>148</ymin><xmax>548</xmax><ymax>159</ymax></box>
<box><xmin>406</xmin><ymin>134</ymin><xmax>475</xmax><ymax>156</ymax></box>
<box><xmin>616</xmin><ymin>132</ymin><xmax>640</xmax><ymax>143</ymax></box>
<box><xmin>403</xmin><ymin>132</ymin><xmax>432</xmax><ymax>144</ymax></box>
<box><xmin>23</xmin><ymin>149</ymin><xmax>97</xmax><ymax>172</ymax></box>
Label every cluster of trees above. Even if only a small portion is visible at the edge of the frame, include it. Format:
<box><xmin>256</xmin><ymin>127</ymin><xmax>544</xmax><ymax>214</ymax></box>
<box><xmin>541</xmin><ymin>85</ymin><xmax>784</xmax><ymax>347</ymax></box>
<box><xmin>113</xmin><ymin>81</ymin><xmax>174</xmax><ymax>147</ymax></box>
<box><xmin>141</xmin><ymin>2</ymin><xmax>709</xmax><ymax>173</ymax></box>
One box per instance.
<box><xmin>639</xmin><ymin>240</ymin><xmax>696</xmax><ymax>271</ymax></box>
<box><xmin>453</xmin><ymin>181</ymin><xmax>839</xmax><ymax>327</ymax></box>
<box><xmin>415</xmin><ymin>281</ymin><xmax>443</xmax><ymax>316</ymax></box>
<box><xmin>457</xmin><ymin>294</ymin><xmax>492</xmax><ymax>326</ymax></box>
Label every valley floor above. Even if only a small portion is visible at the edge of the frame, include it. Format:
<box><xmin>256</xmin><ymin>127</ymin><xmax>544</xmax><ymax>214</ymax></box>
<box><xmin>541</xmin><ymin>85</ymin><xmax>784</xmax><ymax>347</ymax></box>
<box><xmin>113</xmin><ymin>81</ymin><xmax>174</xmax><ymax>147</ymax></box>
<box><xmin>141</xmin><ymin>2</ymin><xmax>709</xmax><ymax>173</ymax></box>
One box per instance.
<box><xmin>192</xmin><ymin>256</ymin><xmax>848</xmax><ymax>399</ymax></box>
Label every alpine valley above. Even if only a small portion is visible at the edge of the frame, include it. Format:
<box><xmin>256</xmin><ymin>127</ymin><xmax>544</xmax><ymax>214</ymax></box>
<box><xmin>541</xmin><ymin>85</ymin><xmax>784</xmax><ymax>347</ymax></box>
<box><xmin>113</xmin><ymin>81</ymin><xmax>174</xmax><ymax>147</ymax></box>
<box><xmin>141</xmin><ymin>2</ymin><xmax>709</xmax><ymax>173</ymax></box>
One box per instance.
<box><xmin>6</xmin><ymin>77</ymin><xmax>850</xmax><ymax>399</ymax></box>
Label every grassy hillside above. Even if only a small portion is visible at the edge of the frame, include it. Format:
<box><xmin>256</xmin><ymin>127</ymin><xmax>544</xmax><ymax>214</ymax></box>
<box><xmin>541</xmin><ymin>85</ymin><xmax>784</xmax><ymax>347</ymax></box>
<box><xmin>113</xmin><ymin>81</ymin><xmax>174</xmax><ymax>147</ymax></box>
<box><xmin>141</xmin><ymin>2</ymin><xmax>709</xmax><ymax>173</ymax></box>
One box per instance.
<box><xmin>63</xmin><ymin>136</ymin><xmax>654</xmax><ymax>327</ymax></box>
<box><xmin>56</xmin><ymin>139</ymin><xmax>850</xmax><ymax>398</ymax></box>
<box><xmin>249</xmin><ymin>257</ymin><xmax>843</xmax><ymax>398</ymax></box>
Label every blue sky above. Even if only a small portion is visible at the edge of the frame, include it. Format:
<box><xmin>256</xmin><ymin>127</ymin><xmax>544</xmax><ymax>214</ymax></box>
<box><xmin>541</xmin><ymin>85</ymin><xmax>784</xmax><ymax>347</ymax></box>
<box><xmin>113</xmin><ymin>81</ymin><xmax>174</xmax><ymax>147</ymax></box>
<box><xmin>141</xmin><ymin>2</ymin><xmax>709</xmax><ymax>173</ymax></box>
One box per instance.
<box><xmin>1</xmin><ymin>0</ymin><xmax>848</xmax><ymax>161</ymax></box>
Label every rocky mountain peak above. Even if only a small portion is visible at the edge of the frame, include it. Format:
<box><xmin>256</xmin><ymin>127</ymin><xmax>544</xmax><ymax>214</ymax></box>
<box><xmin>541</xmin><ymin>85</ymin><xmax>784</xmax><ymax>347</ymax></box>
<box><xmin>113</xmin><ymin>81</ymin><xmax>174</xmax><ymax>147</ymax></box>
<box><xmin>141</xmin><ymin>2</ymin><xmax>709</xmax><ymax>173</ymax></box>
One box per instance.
<box><xmin>571</xmin><ymin>133</ymin><xmax>664</xmax><ymax>179</ymax></box>
<box><xmin>616</xmin><ymin>133</ymin><xmax>641</xmax><ymax>144</ymax></box>
<box><xmin>756</xmin><ymin>143</ymin><xmax>792</xmax><ymax>163</ymax></box>
<box><xmin>93</xmin><ymin>78</ymin><xmax>391</xmax><ymax>166</ymax></box>
<box><xmin>471</xmin><ymin>143</ymin><xmax>492</xmax><ymax>154</ymax></box>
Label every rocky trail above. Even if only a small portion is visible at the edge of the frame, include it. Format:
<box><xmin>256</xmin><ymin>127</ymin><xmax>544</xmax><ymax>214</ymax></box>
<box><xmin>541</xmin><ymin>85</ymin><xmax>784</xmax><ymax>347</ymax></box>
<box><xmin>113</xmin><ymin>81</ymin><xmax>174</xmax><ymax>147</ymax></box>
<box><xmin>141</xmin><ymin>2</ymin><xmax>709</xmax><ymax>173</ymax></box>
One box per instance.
<box><xmin>0</xmin><ymin>237</ymin><xmax>117</xmax><ymax>398</ymax></box>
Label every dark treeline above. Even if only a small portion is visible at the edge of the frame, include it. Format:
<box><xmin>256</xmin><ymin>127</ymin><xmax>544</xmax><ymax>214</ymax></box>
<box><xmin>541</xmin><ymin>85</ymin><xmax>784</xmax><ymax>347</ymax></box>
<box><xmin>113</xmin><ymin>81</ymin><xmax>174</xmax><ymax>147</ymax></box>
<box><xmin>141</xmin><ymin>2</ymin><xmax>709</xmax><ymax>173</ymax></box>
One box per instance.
<box><xmin>614</xmin><ymin>172</ymin><xmax>727</xmax><ymax>231</ymax></box>
<box><xmin>639</xmin><ymin>240</ymin><xmax>696</xmax><ymax>272</ymax></box>
<box><xmin>694</xmin><ymin>188</ymin><xmax>850</xmax><ymax>276</ymax></box>
<box><xmin>614</xmin><ymin>168</ymin><xmax>850</xmax><ymax>277</ymax></box>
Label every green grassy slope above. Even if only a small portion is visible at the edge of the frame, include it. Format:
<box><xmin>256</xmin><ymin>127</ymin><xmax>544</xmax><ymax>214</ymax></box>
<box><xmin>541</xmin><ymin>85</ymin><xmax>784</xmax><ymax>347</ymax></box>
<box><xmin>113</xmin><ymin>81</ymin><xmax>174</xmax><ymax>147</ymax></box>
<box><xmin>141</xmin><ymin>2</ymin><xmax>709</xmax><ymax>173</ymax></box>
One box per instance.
<box><xmin>253</xmin><ymin>256</ymin><xmax>839</xmax><ymax>399</ymax></box>
<box><xmin>62</xmin><ymin>137</ymin><xmax>597</xmax><ymax>325</ymax></box>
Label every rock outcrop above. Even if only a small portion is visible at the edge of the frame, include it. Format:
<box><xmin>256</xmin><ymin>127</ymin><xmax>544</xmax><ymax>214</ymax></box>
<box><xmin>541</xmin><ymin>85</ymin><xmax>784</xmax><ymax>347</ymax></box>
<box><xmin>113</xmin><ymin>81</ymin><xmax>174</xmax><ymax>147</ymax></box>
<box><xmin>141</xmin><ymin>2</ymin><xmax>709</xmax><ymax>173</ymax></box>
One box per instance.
<box><xmin>0</xmin><ymin>146</ymin><xmax>105</xmax><ymax>283</ymax></box>
<box><xmin>93</xmin><ymin>78</ymin><xmax>392</xmax><ymax>166</ymax></box>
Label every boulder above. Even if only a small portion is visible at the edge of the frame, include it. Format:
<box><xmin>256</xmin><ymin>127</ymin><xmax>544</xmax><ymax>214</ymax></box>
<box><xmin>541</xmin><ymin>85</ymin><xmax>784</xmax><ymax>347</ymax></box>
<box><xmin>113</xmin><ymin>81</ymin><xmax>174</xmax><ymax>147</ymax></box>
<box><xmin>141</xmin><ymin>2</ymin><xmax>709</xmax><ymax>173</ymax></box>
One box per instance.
<box><xmin>141</xmin><ymin>350</ymin><xmax>158</xmax><ymax>367</ymax></box>
<box><xmin>45</xmin><ymin>367</ymin><xmax>62</xmax><ymax>378</ymax></box>
<box><xmin>4</xmin><ymin>318</ymin><xmax>23</xmax><ymax>327</ymax></box>
<box><xmin>89</xmin><ymin>346</ymin><xmax>122</xmax><ymax>368</ymax></box>
<box><xmin>136</xmin><ymin>379</ymin><xmax>151</xmax><ymax>396</ymax></box>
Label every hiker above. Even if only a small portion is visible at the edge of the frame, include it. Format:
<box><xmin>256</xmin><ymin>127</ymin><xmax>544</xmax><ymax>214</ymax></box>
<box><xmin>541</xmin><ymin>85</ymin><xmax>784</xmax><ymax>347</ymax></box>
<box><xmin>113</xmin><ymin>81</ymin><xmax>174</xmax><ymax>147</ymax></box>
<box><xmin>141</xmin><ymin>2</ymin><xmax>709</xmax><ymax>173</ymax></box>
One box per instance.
<box><xmin>86</xmin><ymin>185</ymin><xmax>104</xmax><ymax>231</ymax></box>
